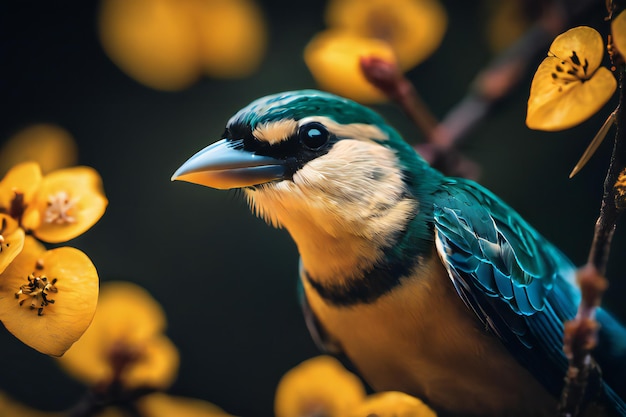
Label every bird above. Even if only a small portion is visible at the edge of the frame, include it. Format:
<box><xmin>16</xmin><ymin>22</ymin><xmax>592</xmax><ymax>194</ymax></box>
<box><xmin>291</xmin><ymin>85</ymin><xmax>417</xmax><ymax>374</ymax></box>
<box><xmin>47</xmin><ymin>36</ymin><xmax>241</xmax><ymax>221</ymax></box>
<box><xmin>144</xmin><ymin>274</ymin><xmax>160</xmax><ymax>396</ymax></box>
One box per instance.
<box><xmin>172</xmin><ymin>90</ymin><xmax>626</xmax><ymax>417</ymax></box>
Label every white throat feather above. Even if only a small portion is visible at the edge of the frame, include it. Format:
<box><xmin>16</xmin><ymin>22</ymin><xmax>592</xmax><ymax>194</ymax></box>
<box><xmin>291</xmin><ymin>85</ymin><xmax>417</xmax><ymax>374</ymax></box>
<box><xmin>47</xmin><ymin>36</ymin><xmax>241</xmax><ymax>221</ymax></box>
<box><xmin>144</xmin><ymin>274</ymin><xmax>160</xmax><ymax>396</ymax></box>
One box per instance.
<box><xmin>245</xmin><ymin>138</ymin><xmax>417</xmax><ymax>285</ymax></box>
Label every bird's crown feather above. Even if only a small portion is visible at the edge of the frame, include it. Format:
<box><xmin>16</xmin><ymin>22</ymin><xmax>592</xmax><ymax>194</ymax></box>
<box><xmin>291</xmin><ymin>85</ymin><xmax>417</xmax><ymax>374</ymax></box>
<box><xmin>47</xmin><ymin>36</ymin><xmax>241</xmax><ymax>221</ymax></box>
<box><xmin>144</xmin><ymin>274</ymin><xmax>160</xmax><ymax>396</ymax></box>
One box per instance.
<box><xmin>227</xmin><ymin>89</ymin><xmax>388</xmax><ymax>130</ymax></box>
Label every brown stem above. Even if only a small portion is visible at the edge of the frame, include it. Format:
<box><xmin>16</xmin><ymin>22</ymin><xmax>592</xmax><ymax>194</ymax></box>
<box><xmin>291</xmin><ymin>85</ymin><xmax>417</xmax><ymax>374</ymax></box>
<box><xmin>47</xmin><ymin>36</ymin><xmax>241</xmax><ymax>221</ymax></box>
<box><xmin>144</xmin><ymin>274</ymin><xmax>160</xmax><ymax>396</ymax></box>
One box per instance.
<box><xmin>588</xmin><ymin>73</ymin><xmax>626</xmax><ymax>273</ymax></box>
<box><xmin>359</xmin><ymin>57</ymin><xmax>481</xmax><ymax>179</ymax></box>
<box><xmin>558</xmin><ymin>56</ymin><xmax>626</xmax><ymax>417</ymax></box>
<box><xmin>359</xmin><ymin>56</ymin><xmax>438</xmax><ymax>138</ymax></box>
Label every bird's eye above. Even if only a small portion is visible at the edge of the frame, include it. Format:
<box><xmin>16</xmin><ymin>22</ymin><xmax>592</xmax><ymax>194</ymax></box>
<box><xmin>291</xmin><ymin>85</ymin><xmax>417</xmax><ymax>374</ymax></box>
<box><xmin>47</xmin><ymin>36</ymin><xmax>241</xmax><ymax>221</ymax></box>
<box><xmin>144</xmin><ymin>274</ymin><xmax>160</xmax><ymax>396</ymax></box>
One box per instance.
<box><xmin>299</xmin><ymin>122</ymin><xmax>330</xmax><ymax>150</ymax></box>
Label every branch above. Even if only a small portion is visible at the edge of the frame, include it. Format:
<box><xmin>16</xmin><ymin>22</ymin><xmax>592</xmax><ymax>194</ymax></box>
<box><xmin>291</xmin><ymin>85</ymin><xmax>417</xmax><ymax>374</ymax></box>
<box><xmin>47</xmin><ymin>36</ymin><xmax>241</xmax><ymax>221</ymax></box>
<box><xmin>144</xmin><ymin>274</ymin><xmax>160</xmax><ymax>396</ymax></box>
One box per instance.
<box><xmin>434</xmin><ymin>0</ymin><xmax>599</xmax><ymax>148</ymax></box>
<box><xmin>558</xmin><ymin>13</ymin><xmax>626</xmax><ymax>414</ymax></box>
<box><xmin>359</xmin><ymin>57</ymin><xmax>480</xmax><ymax>179</ymax></box>
<box><xmin>360</xmin><ymin>0</ymin><xmax>601</xmax><ymax>181</ymax></box>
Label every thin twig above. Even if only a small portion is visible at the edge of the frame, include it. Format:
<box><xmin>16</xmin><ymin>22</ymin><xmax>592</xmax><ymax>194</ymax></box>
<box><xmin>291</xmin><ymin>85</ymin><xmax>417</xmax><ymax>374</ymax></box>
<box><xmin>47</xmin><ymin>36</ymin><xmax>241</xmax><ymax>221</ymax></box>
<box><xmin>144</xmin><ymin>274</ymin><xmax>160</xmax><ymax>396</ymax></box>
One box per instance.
<box><xmin>359</xmin><ymin>57</ymin><xmax>480</xmax><ymax>179</ymax></box>
<box><xmin>558</xmin><ymin>6</ymin><xmax>626</xmax><ymax>412</ymax></box>
<box><xmin>359</xmin><ymin>56</ymin><xmax>438</xmax><ymax>138</ymax></box>
<box><xmin>361</xmin><ymin>2</ymin><xmax>620</xmax><ymax>415</ymax></box>
<box><xmin>434</xmin><ymin>0</ymin><xmax>599</xmax><ymax>149</ymax></box>
<box><xmin>360</xmin><ymin>0</ymin><xmax>601</xmax><ymax>180</ymax></box>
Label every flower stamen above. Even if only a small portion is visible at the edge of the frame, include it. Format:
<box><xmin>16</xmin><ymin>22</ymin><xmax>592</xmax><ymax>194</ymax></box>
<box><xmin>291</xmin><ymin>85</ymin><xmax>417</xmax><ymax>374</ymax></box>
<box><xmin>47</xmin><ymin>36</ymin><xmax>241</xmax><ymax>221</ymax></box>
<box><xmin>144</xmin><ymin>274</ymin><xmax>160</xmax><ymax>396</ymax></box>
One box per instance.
<box><xmin>15</xmin><ymin>274</ymin><xmax>58</xmax><ymax>316</ymax></box>
<box><xmin>549</xmin><ymin>50</ymin><xmax>592</xmax><ymax>91</ymax></box>
<box><xmin>45</xmin><ymin>191</ymin><xmax>79</xmax><ymax>225</ymax></box>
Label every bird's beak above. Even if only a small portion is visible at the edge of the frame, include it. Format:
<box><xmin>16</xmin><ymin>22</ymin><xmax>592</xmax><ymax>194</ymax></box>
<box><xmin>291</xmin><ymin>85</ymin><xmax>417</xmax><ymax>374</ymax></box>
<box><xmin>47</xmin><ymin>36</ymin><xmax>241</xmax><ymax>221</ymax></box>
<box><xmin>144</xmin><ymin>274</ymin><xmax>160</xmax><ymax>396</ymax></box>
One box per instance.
<box><xmin>171</xmin><ymin>139</ymin><xmax>286</xmax><ymax>189</ymax></box>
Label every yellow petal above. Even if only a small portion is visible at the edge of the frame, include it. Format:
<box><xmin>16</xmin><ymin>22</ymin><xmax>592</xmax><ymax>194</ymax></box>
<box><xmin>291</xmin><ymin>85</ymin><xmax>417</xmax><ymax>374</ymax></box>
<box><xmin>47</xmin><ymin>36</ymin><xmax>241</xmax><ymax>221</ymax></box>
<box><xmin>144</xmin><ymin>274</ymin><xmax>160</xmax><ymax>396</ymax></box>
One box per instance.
<box><xmin>304</xmin><ymin>30</ymin><xmax>397</xmax><ymax>103</ymax></box>
<box><xmin>0</xmin><ymin>214</ymin><xmax>25</xmax><ymax>275</ymax></box>
<box><xmin>549</xmin><ymin>26</ymin><xmax>604</xmax><ymax>74</ymax></box>
<box><xmin>612</xmin><ymin>10</ymin><xmax>626</xmax><ymax>57</ymax></box>
<box><xmin>0</xmin><ymin>161</ymin><xmax>42</xmax><ymax>212</ymax></box>
<box><xmin>527</xmin><ymin>57</ymin><xmax>616</xmax><ymax>131</ymax></box>
<box><xmin>349</xmin><ymin>391</ymin><xmax>437</xmax><ymax>417</ymax></box>
<box><xmin>137</xmin><ymin>393</ymin><xmax>235</xmax><ymax>417</ymax></box>
<box><xmin>274</xmin><ymin>355</ymin><xmax>367</xmax><ymax>417</ymax></box>
<box><xmin>123</xmin><ymin>334</ymin><xmax>180</xmax><ymax>390</ymax></box>
<box><xmin>0</xmin><ymin>238</ymin><xmax>99</xmax><ymax>356</ymax></box>
<box><xmin>0</xmin><ymin>124</ymin><xmax>78</xmax><ymax>176</ymax></box>
<box><xmin>95</xmin><ymin>280</ymin><xmax>168</xmax><ymax>340</ymax></box>
<box><xmin>325</xmin><ymin>0</ymin><xmax>447</xmax><ymax>71</ymax></box>
<box><xmin>23</xmin><ymin>166</ymin><xmax>107</xmax><ymax>243</ymax></box>
<box><xmin>99</xmin><ymin>0</ymin><xmax>200</xmax><ymax>91</ymax></box>
<box><xmin>57</xmin><ymin>281</ymin><xmax>175</xmax><ymax>389</ymax></box>
<box><xmin>193</xmin><ymin>0</ymin><xmax>267</xmax><ymax>78</ymax></box>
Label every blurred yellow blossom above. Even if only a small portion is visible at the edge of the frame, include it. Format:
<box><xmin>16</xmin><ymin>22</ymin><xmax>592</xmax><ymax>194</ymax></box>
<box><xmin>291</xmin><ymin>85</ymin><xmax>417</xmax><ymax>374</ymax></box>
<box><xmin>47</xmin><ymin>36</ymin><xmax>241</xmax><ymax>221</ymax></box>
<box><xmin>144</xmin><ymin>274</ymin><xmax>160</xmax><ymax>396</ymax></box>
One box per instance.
<box><xmin>58</xmin><ymin>281</ymin><xmax>179</xmax><ymax>390</ymax></box>
<box><xmin>0</xmin><ymin>124</ymin><xmax>78</xmax><ymax>176</ymax></box>
<box><xmin>350</xmin><ymin>391</ymin><xmax>437</xmax><ymax>417</ymax></box>
<box><xmin>324</xmin><ymin>0</ymin><xmax>447</xmax><ymax>71</ymax></box>
<box><xmin>274</xmin><ymin>355</ymin><xmax>366</xmax><ymax>417</ymax></box>
<box><xmin>194</xmin><ymin>0</ymin><xmax>267</xmax><ymax>79</ymax></box>
<box><xmin>95</xmin><ymin>393</ymin><xmax>235</xmax><ymax>417</ymax></box>
<box><xmin>304</xmin><ymin>30</ymin><xmax>398</xmax><ymax>103</ymax></box>
<box><xmin>0</xmin><ymin>236</ymin><xmax>99</xmax><ymax>356</ymax></box>
<box><xmin>527</xmin><ymin>26</ymin><xmax>616</xmax><ymax>131</ymax></box>
<box><xmin>21</xmin><ymin>166</ymin><xmax>108</xmax><ymax>243</ymax></box>
<box><xmin>99</xmin><ymin>0</ymin><xmax>267</xmax><ymax>91</ymax></box>
<box><xmin>484</xmin><ymin>0</ymin><xmax>532</xmax><ymax>52</ymax></box>
<box><xmin>99</xmin><ymin>0</ymin><xmax>199</xmax><ymax>90</ymax></box>
<box><xmin>137</xmin><ymin>393</ymin><xmax>236</xmax><ymax>417</ymax></box>
<box><xmin>305</xmin><ymin>0</ymin><xmax>446</xmax><ymax>103</ymax></box>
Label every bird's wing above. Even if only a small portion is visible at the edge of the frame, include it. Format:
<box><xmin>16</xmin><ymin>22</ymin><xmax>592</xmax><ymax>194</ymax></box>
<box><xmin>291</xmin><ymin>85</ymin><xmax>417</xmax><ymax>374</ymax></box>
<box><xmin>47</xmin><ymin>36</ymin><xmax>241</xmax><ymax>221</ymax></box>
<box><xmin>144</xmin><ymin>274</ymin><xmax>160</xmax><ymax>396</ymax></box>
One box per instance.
<box><xmin>432</xmin><ymin>178</ymin><xmax>625</xmax><ymax>412</ymax></box>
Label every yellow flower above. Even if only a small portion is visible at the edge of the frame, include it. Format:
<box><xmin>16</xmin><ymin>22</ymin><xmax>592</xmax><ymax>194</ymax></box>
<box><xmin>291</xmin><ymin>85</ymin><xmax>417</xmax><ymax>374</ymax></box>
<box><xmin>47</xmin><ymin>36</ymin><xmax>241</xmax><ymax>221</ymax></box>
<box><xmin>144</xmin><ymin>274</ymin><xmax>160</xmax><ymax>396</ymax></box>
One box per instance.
<box><xmin>349</xmin><ymin>391</ymin><xmax>437</xmax><ymax>417</ymax></box>
<box><xmin>304</xmin><ymin>30</ymin><xmax>398</xmax><ymax>103</ymax></box>
<box><xmin>0</xmin><ymin>236</ymin><xmax>99</xmax><ymax>356</ymax></box>
<box><xmin>324</xmin><ymin>0</ymin><xmax>447</xmax><ymax>71</ymax></box>
<box><xmin>21</xmin><ymin>166</ymin><xmax>108</xmax><ymax>243</ymax></box>
<box><xmin>0</xmin><ymin>124</ymin><xmax>78</xmax><ymax>176</ymax></box>
<box><xmin>0</xmin><ymin>161</ymin><xmax>104</xmax><ymax>356</ymax></box>
<box><xmin>527</xmin><ymin>26</ymin><xmax>617</xmax><ymax>131</ymax></box>
<box><xmin>98</xmin><ymin>0</ymin><xmax>267</xmax><ymax>91</ymax></box>
<box><xmin>57</xmin><ymin>281</ymin><xmax>179</xmax><ymax>390</ymax></box>
<box><xmin>274</xmin><ymin>355</ymin><xmax>367</xmax><ymax>417</ymax></box>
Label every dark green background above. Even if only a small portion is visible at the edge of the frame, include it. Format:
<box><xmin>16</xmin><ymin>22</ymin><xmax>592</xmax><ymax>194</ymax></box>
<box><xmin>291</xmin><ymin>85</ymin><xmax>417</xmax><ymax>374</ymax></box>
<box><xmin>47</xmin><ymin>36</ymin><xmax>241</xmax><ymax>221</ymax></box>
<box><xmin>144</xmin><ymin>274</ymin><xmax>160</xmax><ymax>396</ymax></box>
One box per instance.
<box><xmin>1</xmin><ymin>1</ymin><xmax>625</xmax><ymax>416</ymax></box>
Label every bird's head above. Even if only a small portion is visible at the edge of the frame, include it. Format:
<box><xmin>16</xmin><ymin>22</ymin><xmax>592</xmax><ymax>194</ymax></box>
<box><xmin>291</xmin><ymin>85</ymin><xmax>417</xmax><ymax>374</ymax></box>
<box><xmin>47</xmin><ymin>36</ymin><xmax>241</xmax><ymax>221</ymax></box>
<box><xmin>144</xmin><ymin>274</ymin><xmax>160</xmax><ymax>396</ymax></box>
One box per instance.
<box><xmin>172</xmin><ymin>90</ymin><xmax>442</xmax><ymax>281</ymax></box>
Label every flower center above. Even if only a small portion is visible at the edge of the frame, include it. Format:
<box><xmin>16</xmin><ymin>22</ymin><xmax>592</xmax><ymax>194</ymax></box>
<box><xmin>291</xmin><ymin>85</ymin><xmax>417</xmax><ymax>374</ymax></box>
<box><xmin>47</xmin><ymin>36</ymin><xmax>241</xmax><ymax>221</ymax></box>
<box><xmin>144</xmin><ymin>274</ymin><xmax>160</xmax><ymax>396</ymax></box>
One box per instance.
<box><xmin>550</xmin><ymin>50</ymin><xmax>591</xmax><ymax>91</ymax></box>
<box><xmin>15</xmin><ymin>273</ymin><xmax>58</xmax><ymax>316</ymax></box>
<box><xmin>367</xmin><ymin>8</ymin><xmax>401</xmax><ymax>43</ymax></box>
<box><xmin>45</xmin><ymin>191</ymin><xmax>78</xmax><ymax>224</ymax></box>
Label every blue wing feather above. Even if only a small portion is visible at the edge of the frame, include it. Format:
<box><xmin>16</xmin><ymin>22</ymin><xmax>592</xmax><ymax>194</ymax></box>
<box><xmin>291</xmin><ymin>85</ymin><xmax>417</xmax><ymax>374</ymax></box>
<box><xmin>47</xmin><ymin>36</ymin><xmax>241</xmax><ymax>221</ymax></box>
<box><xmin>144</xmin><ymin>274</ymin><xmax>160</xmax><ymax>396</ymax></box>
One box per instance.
<box><xmin>432</xmin><ymin>177</ymin><xmax>626</xmax><ymax>415</ymax></box>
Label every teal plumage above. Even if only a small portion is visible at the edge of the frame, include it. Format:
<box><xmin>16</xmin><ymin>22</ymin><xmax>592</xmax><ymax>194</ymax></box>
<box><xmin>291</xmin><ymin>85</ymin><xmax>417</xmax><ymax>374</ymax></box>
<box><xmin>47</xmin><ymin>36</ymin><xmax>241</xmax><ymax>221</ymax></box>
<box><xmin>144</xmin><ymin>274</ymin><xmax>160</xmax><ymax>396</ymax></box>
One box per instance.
<box><xmin>173</xmin><ymin>90</ymin><xmax>626</xmax><ymax>416</ymax></box>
